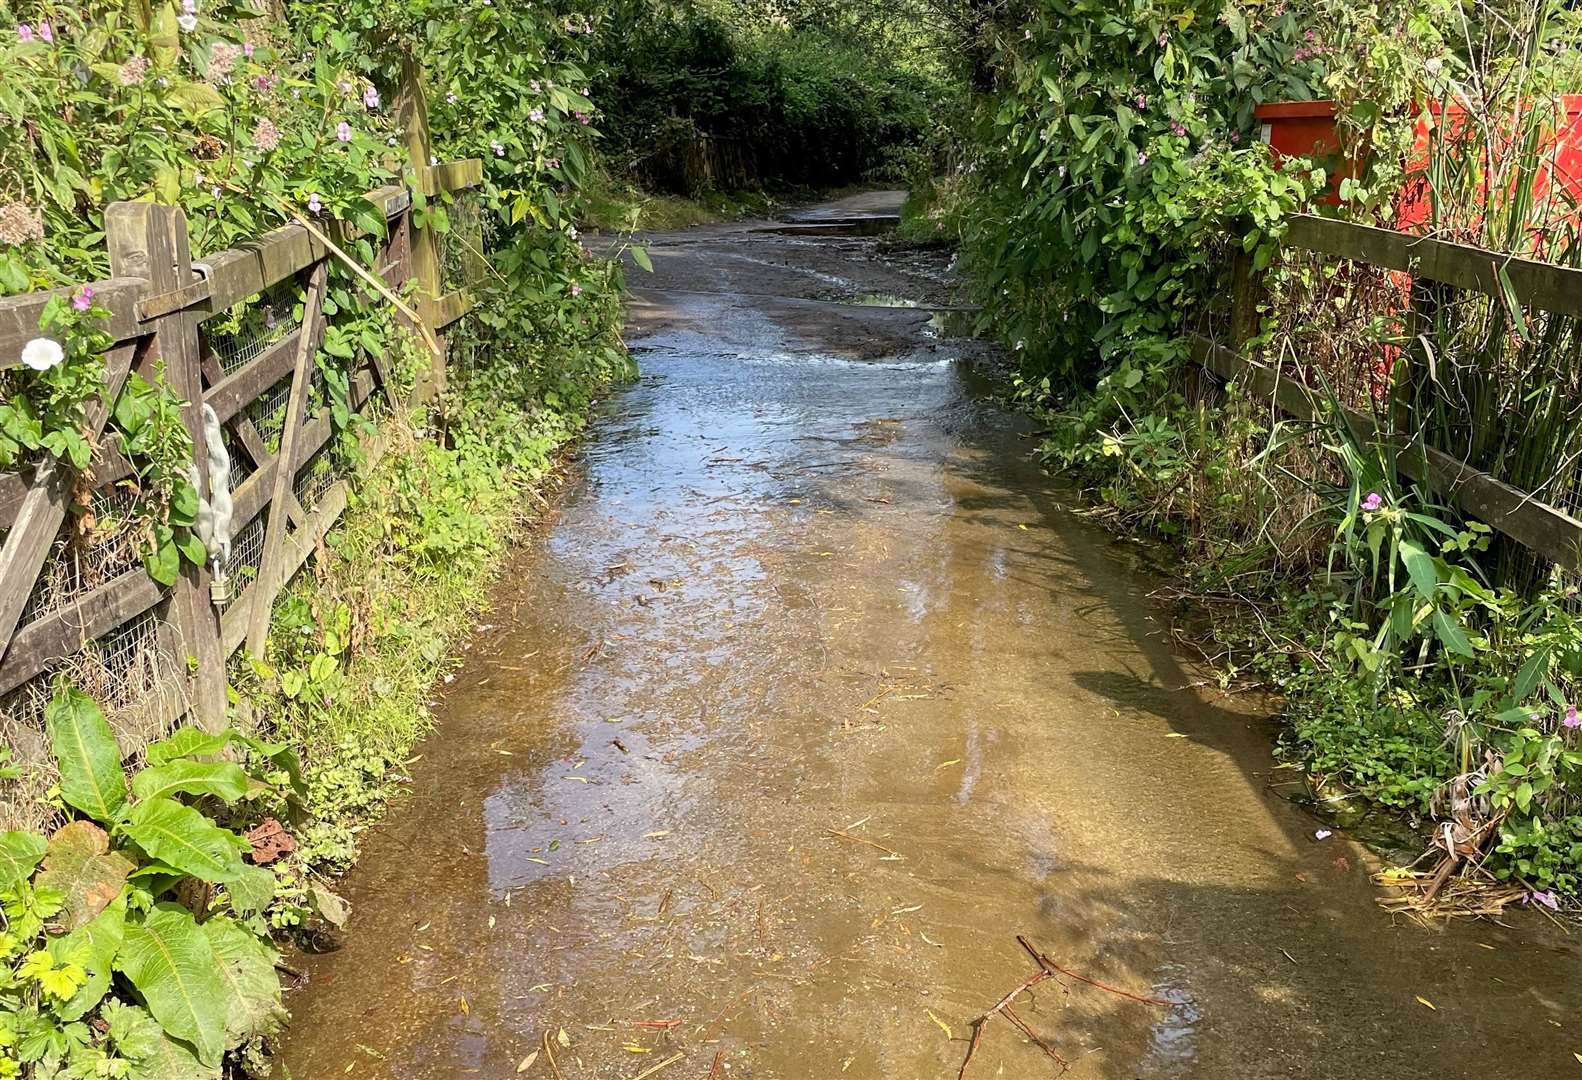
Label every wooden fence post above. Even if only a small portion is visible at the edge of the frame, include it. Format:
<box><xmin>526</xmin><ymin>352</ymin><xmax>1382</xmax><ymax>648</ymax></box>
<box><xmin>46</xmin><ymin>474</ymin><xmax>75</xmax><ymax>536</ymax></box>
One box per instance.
<box><xmin>395</xmin><ymin>56</ymin><xmax>445</xmax><ymax>397</ymax></box>
<box><xmin>105</xmin><ymin>203</ymin><xmax>228</xmax><ymax>732</ymax></box>
<box><xmin>1229</xmin><ymin>247</ymin><xmax>1265</xmax><ymax>352</ymax></box>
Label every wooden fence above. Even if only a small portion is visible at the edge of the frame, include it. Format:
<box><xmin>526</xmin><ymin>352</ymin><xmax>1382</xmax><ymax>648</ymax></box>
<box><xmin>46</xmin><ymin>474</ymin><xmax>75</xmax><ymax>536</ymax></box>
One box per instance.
<box><xmin>0</xmin><ymin>71</ymin><xmax>481</xmax><ymax>775</ymax></box>
<box><xmin>1190</xmin><ymin>213</ymin><xmax>1582</xmax><ymax>573</ymax></box>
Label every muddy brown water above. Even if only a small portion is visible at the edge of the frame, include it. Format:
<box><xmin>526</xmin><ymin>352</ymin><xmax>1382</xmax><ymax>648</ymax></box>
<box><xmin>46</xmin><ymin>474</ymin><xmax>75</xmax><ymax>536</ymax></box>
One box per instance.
<box><xmin>279</xmin><ymin>193</ymin><xmax>1581</xmax><ymax>1079</ymax></box>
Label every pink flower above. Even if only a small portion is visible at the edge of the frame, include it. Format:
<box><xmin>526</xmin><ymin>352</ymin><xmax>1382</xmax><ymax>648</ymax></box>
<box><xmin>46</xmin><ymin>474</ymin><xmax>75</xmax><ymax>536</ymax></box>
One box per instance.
<box><xmin>16</xmin><ymin>23</ymin><xmax>33</xmax><ymax>42</ymax></box>
<box><xmin>1135</xmin><ymin>94</ymin><xmax>1147</xmax><ymax>110</ymax></box>
<box><xmin>490</xmin><ymin>139</ymin><xmax>505</xmax><ymax>156</ymax></box>
<box><xmin>1230</xmin><ymin>130</ymin><xmax>1241</xmax><ymax>145</ymax></box>
<box><xmin>72</xmin><ymin>286</ymin><xmax>94</xmax><ymax>312</ymax></box>
<box><xmin>308</xmin><ymin>192</ymin><xmax>323</xmax><ymax>213</ymax></box>
<box><xmin>529</xmin><ymin>80</ymin><xmax>541</xmax><ymax>93</ymax></box>
<box><xmin>1157</xmin><ymin>31</ymin><xmax>1168</xmax><ymax>47</ymax></box>
<box><xmin>529</xmin><ymin>108</ymin><xmax>545</xmax><ymax>123</ymax></box>
<box><xmin>1361</xmin><ymin>492</ymin><xmax>1383</xmax><ymax>512</ymax></box>
<box><xmin>253</xmin><ymin>73</ymin><xmax>274</xmax><ymax>91</ymax></box>
<box><xmin>1525</xmin><ymin>890</ymin><xmax>1560</xmax><ymax>910</ymax></box>
<box><xmin>575</xmin><ymin>111</ymin><xmax>591</xmax><ymax>125</ymax></box>
<box><xmin>1171</xmin><ymin>121</ymin><xmax>1186</xmax><ymax>137</ymax></box>
<box><xmin>1136</xmin><ymin>151</ymin><xmax>1148</xmax><ymax>167</ymax></box>
<box><xmin>254</xmin><ymin>118</ymin><xmax>282</xmax><ymax>151</ymax></box>
<box><xmin>244</xmin><ymin>40</ymin><xmax>254</xmax><ymax>58</ymax></box>
<box><xmin>38</xmin><ymin>21</ymin><xmax>52</xmax><ymax>43</ymax></box>
<box><xmin>569</xmin><ymin>282</ymin><xmax>582</xmax><ymax>297</ymax></box>
<box><xmin>363</xmin><ymin>86</ymin><xmax>380</xmax><ymax>109</ymax></box>
<box><xmin>336</xmin><ymin>121</ymin><xmax>352</xmax><ymax>142</ymax></box>
<box><xmin>118</xmin><ymin>55</ymin><xmax>150</xmax><ymax>86</ymax></box>
<box><xmin>1565</xmin><ymin>704</ymin><xmax>1579</xmax><ymax>730</ymax></box>
<box><xmin>545</xmin><ymin>157</ymin><xmax>561</xmax><ymax>170</ymax></box>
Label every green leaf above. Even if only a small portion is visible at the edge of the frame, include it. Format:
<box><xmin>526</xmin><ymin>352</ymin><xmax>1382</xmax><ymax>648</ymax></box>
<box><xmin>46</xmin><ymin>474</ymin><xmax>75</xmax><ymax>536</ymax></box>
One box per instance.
<box><xmin>145</xmin><ymin>539</ymin><xmax>181</xmax><ymax>586</ymax></box>
<box><xmin>117</xmin><ymin>904</ymin><xmax>229</xmax><ymax>1067</ymax></box>
<box><xmin>46</xmin><ymin>686</ymin><xmax>129</xmax><ymax>823</ymax></box>
<box><xmin>106</xmin><ymin>1000</ymin><xmax>218</xmax><ymax>1080</ymax></box>
<box><xmin>203</xmin><ymin>917</ymin><xmax>284</xmax><ymax>1048</ymax></box>
<box><xmin>132</xmin><ymin>761</ymin><xmax>250</xmax><ymax>804</ymax></box>
<box><xmin>224</xmin><ymin>864</ymin><xmax>276</xmax><ymax>920</ymax></box>
<box><xmin>49</xmin><ymin>892</ymin><xmax>127</xmax><ymax>1020</ymax></box>
<box><xmin>0</xmin><ymin>831</ymin><xmax>47</xmax><ymax>893</ymax></box>
<box><xmin>34</xmin><ymin>821</ymin><xmax>135</xmax><ymax>929</ymax></box>
<box><xmin>119</xmin><ymin>799</ymin><xmax>246</xmax><ymax>883</ymax></box>
<box><xmin>630</xmin><ymin>245</ymin><xmax>653</xmax><ymax>273</ymax></box>
<box><xmin>1432</xmin><ymin>609</ymin><xmax>1475</xmax><ymax>657</ymax></box>
<box><xmin>1397</xmin><ymin>538</ymin><xmax>1438</xmax><ymax>600</ymax></box>
<box><xmin>145</xmin><ymin>727</ymin><xmax>234</xmax><ymax>767</ymax></box>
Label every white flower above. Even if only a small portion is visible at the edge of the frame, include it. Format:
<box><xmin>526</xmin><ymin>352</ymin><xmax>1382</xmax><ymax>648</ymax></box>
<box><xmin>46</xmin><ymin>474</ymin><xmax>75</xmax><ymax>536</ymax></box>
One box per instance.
<box><xmin>21</xmin><ymin>337</ymin><xmax>64</xmax><ymax>371</ymax></box>
<box><xmin>177</xmin><ymin>13</ymin><xmax>198</xmax><ymax>31</ymax></box>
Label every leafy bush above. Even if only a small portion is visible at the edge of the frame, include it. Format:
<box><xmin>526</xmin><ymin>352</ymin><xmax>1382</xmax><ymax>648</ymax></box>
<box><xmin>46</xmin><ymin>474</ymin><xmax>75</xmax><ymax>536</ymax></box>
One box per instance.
<box><xmin>0</xmin><ymin>687</ymin><xmax>294</xmax><ymax>1077</ymax></box>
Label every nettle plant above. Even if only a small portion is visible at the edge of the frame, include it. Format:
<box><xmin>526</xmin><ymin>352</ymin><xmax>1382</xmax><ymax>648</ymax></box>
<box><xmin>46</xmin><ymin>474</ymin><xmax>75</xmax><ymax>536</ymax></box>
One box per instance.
<box><xmin>0</xmin><ymin>685</ymin><xmax>302</xmax><ymax>1077</ymax></box>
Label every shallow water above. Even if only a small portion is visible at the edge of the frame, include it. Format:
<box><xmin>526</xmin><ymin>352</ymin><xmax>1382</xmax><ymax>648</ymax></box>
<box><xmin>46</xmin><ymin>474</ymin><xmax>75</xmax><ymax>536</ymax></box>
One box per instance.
<box><xmin>279</xmin><ymin>194</ymin><xmax>1581</xmax><ymax>1079</ymax></box>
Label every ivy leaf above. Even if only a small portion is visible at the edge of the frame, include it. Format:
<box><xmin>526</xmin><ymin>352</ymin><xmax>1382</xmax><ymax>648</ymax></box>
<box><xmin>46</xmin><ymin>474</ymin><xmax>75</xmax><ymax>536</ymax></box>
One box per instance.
<box><xmin>45</xmin><ymin>686</ymin><xmax>128</xmax><ymax>824</ymax></box>
<box><xmin>203</xmin><ymin>917</ymin><xmax>284</xmax><ymax>1048</ymax></box>
<box><xmin>0</xmin><ymin>831</ymin><xmax>48</xmax><ymax>893</ymax></box>
<box><xmin>145</xmin><ymin>538</ymin><xmax>181</xmax><ymax>585</ymax></box>
<box><xmin>132</xmin><ymin>761</ymin><xmax>251</xmax><ymax>804</ymax></box>
<box><xmin>118</xmin><ymin>798</ymin><xmax>246</xmax><ymax>883</ymax></box>
<box><xmin>116</xmin><ymin>905</ymin><xmax>229</xmax><ymax>1067</ymax></box>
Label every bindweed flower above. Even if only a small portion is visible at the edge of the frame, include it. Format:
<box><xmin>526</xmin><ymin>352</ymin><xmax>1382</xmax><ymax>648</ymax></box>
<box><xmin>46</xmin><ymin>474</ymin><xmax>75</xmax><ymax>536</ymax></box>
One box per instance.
<box><xmin>529</xmin><ymin>108</ymin><xmax>545</xmax><ymax>123</ymax></box>
<box><xmin>177</xmin><ymin>13</ymin><xmax>198</xmax><ymax>31</ymax></box>
<box><xmin>308</xmin><ymin>192</ymin><xmax>323</xmax><ymax>214</ymax></box>
<box><xmin>1361</xmin><ymin>492</ymin><xmax>1383</xmax><ymax>512</ymax></box>
<box><xmin>72</xmin><ymin>286</ymin><xmax>94</xmax><ymax>313</ymax></box>
<box><xmin>364</xmin><ymin>86</ymin><xmax>380</xmax><ymax>109</ymax></box>
<box><xmin>21</xmin><ymin>338</ymin><xmax>64</xmax><ymax>371</ymax></box>
<box><xmin>1566</xmin><ymin>705</ymin><xmax>1580</xmax><ymax>730</ymax></box>
<box><xmin>336</xmin><ymin>121</ymin><xmax>352</xmax><ymax>142</ymax></box>
<box><xmin>253</xmin><ymin>118</ymin><xmax>282</xmax><ymax>151</ymax></box>
<box><xmin>387</xmin><ymin>135</ymin><xmax>397</xmax><ymax>146</ymax></box>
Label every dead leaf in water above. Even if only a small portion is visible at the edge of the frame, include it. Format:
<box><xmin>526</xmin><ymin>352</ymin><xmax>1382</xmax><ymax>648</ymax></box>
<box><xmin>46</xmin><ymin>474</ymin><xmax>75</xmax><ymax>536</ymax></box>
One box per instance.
<box><xmin>934</xmin><ymin>759</ymin><xmax>962</xmax><ymax>770</ymax></box>
<box><xmin>517</xmin><ymin>1050</ymin><xmax>539</xmax><ymax>1072</ymax></box>
<box><xmin>557</xmin><ymin>1028</ymin><xmax>571</xmax><ymax>1048</ymax></box>
<box><xmin>927</xmin><ymin>1009</ymin><xmax>953</xmax><ymax>1040</ymax></box>
<box><xmin>1415</xmin><ymin>996</ymin><xmax>1437</xmax><ymax>1011</ymax></box>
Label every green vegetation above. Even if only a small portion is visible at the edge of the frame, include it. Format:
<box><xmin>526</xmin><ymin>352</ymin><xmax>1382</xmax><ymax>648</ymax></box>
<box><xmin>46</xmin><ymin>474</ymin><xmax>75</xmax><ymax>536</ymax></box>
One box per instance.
<box><xmin>1</xmin><ymin>0</ymin><xmax>631</xmax><ymax>1071</ymax></box>
<box><xmin>951</xmin><ymin>0</ymin><xmax>1582</xmax><ymax>901</ymax></box>
<box><xmin>589</xmin><ymin>0</ymin><xmax>955</xmax><ymax>206</ymax></box>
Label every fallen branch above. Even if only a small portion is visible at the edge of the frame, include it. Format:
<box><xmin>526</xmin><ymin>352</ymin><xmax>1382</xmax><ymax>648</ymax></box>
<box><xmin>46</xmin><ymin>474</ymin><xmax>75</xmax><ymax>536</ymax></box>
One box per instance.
<box><xmin>627</xmin><ymin>1051</ymin><xmax>684</xmax><ymax>1080</ymax></box>
<box><xmin>1017</xmin><ymin>936</ymin><xmax>1173</xmax><ymax>1007</ymax></box>
<box><xmin>705</xmin><ymin>1050</ymin><xmax>725</xmax><ymax>1080</ymax></box>
<box><xmin>823</xmin><ymin>827</ymin><xmax>903</xmax><ymax>860</ymax></box>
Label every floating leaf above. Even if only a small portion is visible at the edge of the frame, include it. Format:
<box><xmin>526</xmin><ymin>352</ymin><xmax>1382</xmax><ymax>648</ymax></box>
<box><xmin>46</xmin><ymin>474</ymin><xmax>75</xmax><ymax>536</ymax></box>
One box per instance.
<box><xmin>117</xmin><ymin>905</ymin><xmax>229</xmax><ymax>1067</ymax></box>
<box><xmin>1415</xmin><ymin>995</ymin><xmax>1437</xmax><ymax>1011</ymax></box>
<box><xmin>927</xmin><ymin>1009</ymin><xmax>953</xmax><ymax>1040</ymax></box>
<box><xmin>119</xmin><ymin>798</ymin><xmax>246</xmax><ymax>882</ymax></box>
<box><xmin>45</xmin><ymin>686</ymin><xmax>128</xmax><ymax>824</ymax></box>
<box><xmin>0</xmin><ymin>831</ymin><xmax>47</xmax><ymax>893</ymax></box>
<box><xmin>35</xmin><ymin>820</ymin><xmax>134</xmax><ymax>929</ymax></box>
<box><xmin>517</xmin><ymin>1050</ymin><xmax>539</xmax><ymax>1072</ymax></box>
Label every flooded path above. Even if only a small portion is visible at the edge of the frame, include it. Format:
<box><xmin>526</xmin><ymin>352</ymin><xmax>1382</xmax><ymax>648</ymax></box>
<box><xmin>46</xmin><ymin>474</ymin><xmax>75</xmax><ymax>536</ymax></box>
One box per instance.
<box><xmin>280</xmin><ymin>192</ymin><xmax>1581</xmax><ymax>1079</ymax></box>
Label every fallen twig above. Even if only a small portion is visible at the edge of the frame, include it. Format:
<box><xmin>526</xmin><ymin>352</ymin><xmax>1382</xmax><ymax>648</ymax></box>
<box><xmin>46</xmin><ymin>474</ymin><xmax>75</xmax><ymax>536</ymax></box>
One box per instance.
<box><xmin>705</xmin><ymin>1050</ymin><xmax>725</xmax><ymax>1080</ymax></box>
<box><xmin>1017</xmin><ymin>936</ymin><xmax>1173</xmax><ymax>1007</ymax></box>
<box><xmin>627</xmin><ymin>1051</ymin><xmax>684</xmax><ymax>1080</ymax></box>
<box><xmin>823</xmin><ymin>827</ymin><xmax>903</xmax><ymax>860</ymax></box>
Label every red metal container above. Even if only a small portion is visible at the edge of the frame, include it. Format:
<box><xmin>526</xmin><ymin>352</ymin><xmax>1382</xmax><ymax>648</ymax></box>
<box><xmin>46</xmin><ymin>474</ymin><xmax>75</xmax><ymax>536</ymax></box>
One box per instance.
<box><xmin>1254</xmin><ymin>97</ymin><xmax>1582</xmax><ymax>235</ymax></box>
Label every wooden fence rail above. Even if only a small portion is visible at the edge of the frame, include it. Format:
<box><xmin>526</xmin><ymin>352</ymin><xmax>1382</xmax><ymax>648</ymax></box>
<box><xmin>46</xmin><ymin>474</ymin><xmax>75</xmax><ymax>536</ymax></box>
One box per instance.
<box><xmin>1189</xmin><ymin>213</ymin><xmax>1582</xmax><ymax>573</ymax></box>
<box><xmin>0</xmin><ymin>75</ymin><xmax>482</xmax><ymax>746</ymax></box>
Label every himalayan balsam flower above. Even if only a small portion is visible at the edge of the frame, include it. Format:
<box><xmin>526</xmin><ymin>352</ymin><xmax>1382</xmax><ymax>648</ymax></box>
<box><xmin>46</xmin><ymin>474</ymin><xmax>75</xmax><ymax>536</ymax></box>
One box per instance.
<box><xmin>490</xmin><ymin>139</ymin><xmax>505</xmax><ymax>157</ymax></box>
<box><xmin>1136</xmin><ymin>151</ymin><xmax>1148</xmax><ymax>167</ymax></box>
<box><xmin>364</xmin><ymin>86</ymin><xmax>380</xmax><ymax>109</ymax></box>
<box><xmin>1135</xmin><ymin>94</ymin><xmax>1147</xmax><ymax>110</ymax></box>
<box><xmin>529</xmin><ymin>80</ymin><xmax>541</xmax><ymax>93</ymax></box>
<box><xmin>575</xmin><ymin>111</ymin><xmax>590</xmax><ymax>125</ymax></box>
<box><xmin>1229</xmin><ymin>130</ymin><xmax>1241</xmax><ymax>145</ymax></box>
<box><xmin>545</xmin><ymin>157</ymin><xmax>561</xmax><ymax>170</ymax></box>
<box><xmin>177</xmin><ymin>14</ymin><xmax>198</xmax><ymax>32</ymax></box>
<box><xmin>337</xmin><ymin>79</ymin><xmax>352</xmax><ymax>94</ymax></box>
<box><xmin>1361</xmin><ymin>492</ymin><xmax>1383</xmax><ymax>512</ymax></box>
<box><xmin>16</xmin><ymin>23</ymin><xmax>33</xmax><ymax>42</ymax></box>
<box><xmin>336</xmin><ymin>121</ymin><xmax>352</xmax><ymax>142</ymax></box>
<box><xmin>307</xmin><ymin>192</ymin><xmax>323</xmax><ymax>214</ymax></box>
<box><xmin>21</xmin><ymin>338</ymin><xmax>64</xmax><ymax>371</ymax></box>
<box><xmin>1158</xmin><ymin>31</ymin><xmax>1168</xmax><ymax>47</ymax></box>
<box><xmin>243</xmin><ymin>40</ymin><xmax>254</xmax><ymax>58</ymax></box>
<box><xmin>209</xmin><ymin>42</ymin><xmax>241</xmax><ymax>82</ymax></box>
<box><xmin>1566</xmin><ymin>704</ymin><xmax>1580</xmax><ymax>730</ymax></box>
<box><xmin>1171</xmin><ymin>121</ymin><xmax>1186</xmax><ymax>138</ymax></box>
<box><xmin>447</xmin><ymin>92</ymin><xmax>458</xmax><ymax>104</ymax></box>
<box><xmin>528</xmin><ymin>108</ymin><xmax>545</xmax><ymax>123</ymax></box>
<box><xmin>570</xmin><ymin>282</ymin><xmax>582</xmax><ymax>297</ymax></box>
<box><xmin>72</xmin><ymin>286</ymin><xmax>94</xmax><ymax>312</ymax></box>
<box><xmin>253</xmin><ymin>118</ymin><xmax>281</xmax><ymax>151</ymax></box>
<box><xmin>38</xmin><ymin>21</ymin><xmax>52</xmax><ymax>43</ymax></box>
<box><xmin>0</xmin><ymin>202</ymin><xmax>44</xmax><ymax>246</ymax></box>
<box><xmin>1526</xmin><ymin>890</ymin><xmax>1560</xmax><ymax>910</ymax></box>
